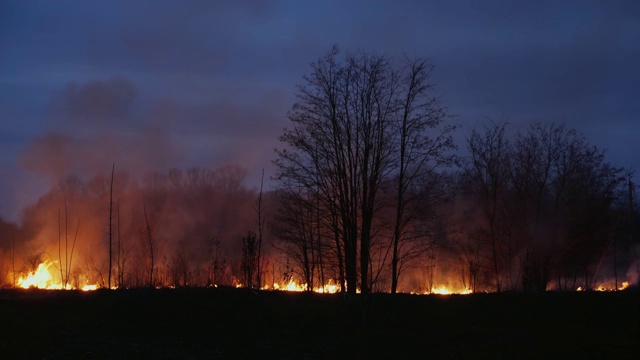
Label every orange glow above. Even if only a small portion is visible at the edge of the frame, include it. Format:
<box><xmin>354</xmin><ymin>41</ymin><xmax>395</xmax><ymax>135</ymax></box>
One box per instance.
<box><xmin>313</xmin><ymin>282</ymin><xmax>340</xmax><ymax>294</ymax></box>
<box><xmin>411</xmin><ymin>284</ymin><xmax>472</xmax><ymax>295</ymax></box>
<box><xmin>576</xmin><ymin>280</ymin><xmax>630</xmax><ymax>292</ymax></box>
<box><xmin>619</xmin><ymin>281</ymin><xmax>630</xmax><ymax>290</ymax></box>
<box><xmin>430</xmin><ymin>285</ymin><xmax>473</xmax><ymax>295</ymax></box>
<box><xmin>16</xmin><ymin>260</ymin><xmax>98</xmax><ymax>291</ymax></box>
<box><xmin>262</xmin><ymin>279</ymin><xmax>341</xmax><ymax>294</ymax></box>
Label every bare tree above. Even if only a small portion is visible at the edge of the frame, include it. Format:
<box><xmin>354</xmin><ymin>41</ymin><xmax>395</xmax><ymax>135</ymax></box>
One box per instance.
<box><xmin>463</xmin><ymin>120</ymin><xmax>629</xmax><ymax>291</ymax></box>
<box><xmin>116</xmin><ymin>199</ymin><xmax>128</xmax><ymax>288</ymax></box>
<box><xmin>387</xmin><ymin>57</ymin><xmax>457</xmax><ymax>293</ymax></box>
<box><xmin>207</xmin><ymin>232</ymin><xmax>228</xmax><ymax>286</ymax></box>
<box><xmin>108</xmin><ymin>163</ymin><xmax>115</xmax><ymax>289</ymax></box>
<box><xmin>464</xmin><ymin>119</ymin><xmax>511</xmax><ymax>292</ymax></box>
<box><xmin>142</xmin><ymin>205</ymin><xmax>156</xmax><ymax>288</ymax></box>
<box><xmin>255</xmin><ymin>169</ymin><xmax>265</xmax><ymax>288</ymax></box>
<box><xmin>271</xmin><ymin>188</ymin><xmax>318</xmax><ymax>290</ymax></box>
<box><xmin>275</xmin><ymin>46</ymin><xmax>452</xmax><ymax>294</ymax></box>
<box><xmin>241</xmin><ymin>230</ymin><xmax>259</xmax><ymax>289</ymax></box>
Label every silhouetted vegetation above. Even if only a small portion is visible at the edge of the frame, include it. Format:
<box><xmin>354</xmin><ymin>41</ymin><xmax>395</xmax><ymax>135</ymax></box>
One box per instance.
<box><xmin>0</xmin><ymin>47</ymin><xmax>637</xmax><ymax>294</ymax></box>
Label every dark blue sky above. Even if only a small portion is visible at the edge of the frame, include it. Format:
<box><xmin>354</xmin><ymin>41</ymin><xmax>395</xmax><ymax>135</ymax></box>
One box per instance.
<box><xmin>1</xmin><ymin>0</ymin><xmax>639</xmax><ymax>222</ymax></box>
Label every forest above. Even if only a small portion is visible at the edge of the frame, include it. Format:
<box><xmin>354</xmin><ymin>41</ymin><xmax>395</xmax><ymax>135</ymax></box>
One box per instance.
<box><xmin>1</xmin><ymin>47</ymin><xmax>638</xmax><ymax>295</ymax></box>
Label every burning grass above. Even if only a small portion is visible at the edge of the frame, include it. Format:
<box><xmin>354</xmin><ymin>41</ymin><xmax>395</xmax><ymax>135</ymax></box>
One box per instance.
<box><xmin>0</xmin><ymin>286</ymin><xmax>637</xmax><ymax>359</ymax></box>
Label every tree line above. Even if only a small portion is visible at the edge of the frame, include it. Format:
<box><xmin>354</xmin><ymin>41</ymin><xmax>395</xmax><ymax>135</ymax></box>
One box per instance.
<box><xmin>271</xmin><ymin>46</ymin><xmax>638</xmax><ymax>294</ymax></box>
<box><xmin>0</xmin><ymin>46</ymin><xmax>637</xmax><ymax>294</ymax></box>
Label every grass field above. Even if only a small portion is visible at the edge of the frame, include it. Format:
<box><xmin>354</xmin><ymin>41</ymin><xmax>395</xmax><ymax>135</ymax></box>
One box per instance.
<box><xmin>0</xmin><ymin>287</ymin><xmax>637</xmax><ymax>359</ymax></box>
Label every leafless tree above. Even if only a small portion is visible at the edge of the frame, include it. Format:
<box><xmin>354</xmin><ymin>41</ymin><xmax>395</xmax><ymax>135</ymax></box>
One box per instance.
<box><xmin>142</xmin><ymin>205</ymin><xmax>156</xmax><ymax>288</ymax></box>
<box><xmin>271</xmin><ymin>188</ymin><xmax>319</xmax><ymax>290</ymax></box>
<box><xmin>387</xmin><ymin>57</ymin><xmax>457</xmax><ymax>293</ymax></box>
<box><xmin>275</xmin><ymin>46</ymin><xmax>450</xmax><ymax>294</ymax></box>
<box><xmin>464</xmin><ymin>119</ymin><xmax>512</xmax><ymax>292</ymax></box>
<box><xmin>241</xmin><ymin>230</ymin><xmax>259</xmax><ymax>289</ymax></box>
<box><xmin>108</xmin><ymin>163</ymin><xmax>115</xmax><ymax>289</ymax></box>
<box><xmin>207</xmin><ymin>232</ymin><xmax>228</xmax><ymax>286</ymax></box>
<box><xmin>255</xmin><ymin>169</ymin><xmax>265</xmax><ymax>288</ymax></box>
<box><xmin>463</xmin><ymin>120</ymin><xmax>629</xmax><ymax>291</ymax></box>
<box><xmin>115</xmin><ymin>199</ymin><xmax>128</xmax><ymax>288</ymax></box>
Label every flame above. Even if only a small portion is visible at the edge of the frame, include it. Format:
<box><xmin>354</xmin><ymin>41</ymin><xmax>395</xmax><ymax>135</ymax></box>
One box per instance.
<box><xmin>431</xmin><ymin>285</ymin><xmax>462</xmax><ymax>295</ymax></box>
<box><xmin>262</xmin><ymin>279</ymin><xmax>341</xmax><ymax>294</ymax></box>
<box><xmin>18</xmin><ymin>260</ymin><xmax>67</xmax><ymax>290</ymax></box>
<box><xmin>314</xmin><ymin>282</ymin><xmax>340</xmax><ymax>294</ymax></box>
<box><xmin>576</xmin><ymin>280</ymin><xmax>630</xmax><ymax>292</ymax></box>
<box><xmin>416</xmin><ymin>285</ymin><xmax>472</xmax><ymax>295</ymax></box>
<box><xmin>619</xmin><ymin>281</ymin><xmax>629</xmax><ymax>290</ymax></box>
<box><xmin>594</xmin><ymin>281</ymin><xmax>630</xmax><ymax>292</ymax></box>
<box><xmin>16</xmin><ymin>260</ymin><xmax>98</xmax><ymax>291</ymax></box>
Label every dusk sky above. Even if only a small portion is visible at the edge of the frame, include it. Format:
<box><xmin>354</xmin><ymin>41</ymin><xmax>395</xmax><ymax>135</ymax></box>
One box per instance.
<box><xmin>1</xmin><ymin>0</ymin><xmax>639</xmax><ymax>222</ymax></box>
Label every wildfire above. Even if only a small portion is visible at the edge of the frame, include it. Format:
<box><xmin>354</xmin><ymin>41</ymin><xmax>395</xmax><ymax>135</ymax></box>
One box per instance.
<box><xmin>429</xmin><ymin>285</ymin><xmax>473</xmax><ymax>295</ymax></box>
<box><xmin>16</xmin><ymin>260</ymin><xmax>98</xmax><ymax>291</ymax></box>
<box><xmin>577</xmin><ymin>281</ymin><xmax>630</xmax><ymax>292</ymax></box>
<box><xmin>19</xmin><ymin>260</ymin><xmax>634</xmax><ymax>294</ymax></box>
<box><xmin>262</xmin><ymin>279</ymin><xmax>341</xmax><ymax>294</ymax></box>
<box><xmin>314</xmin><ymin>282</ymin><xmax>340</xmax><ymax>294</ymax></box>
<box><xmin>409</xmin><ymin>285</ymin><xmax>473</xmax><ymax>295</ymax></box>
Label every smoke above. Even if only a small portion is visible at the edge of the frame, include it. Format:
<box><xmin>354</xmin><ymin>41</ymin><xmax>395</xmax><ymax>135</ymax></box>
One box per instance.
<box><xmin>6</xmin><ymin>75</ymin><xmax>286</xmax><ymax>287</ymax></box>
<box><xmin>20</xmin><ymin>77</ymin><xmax>179</xmax><ymax>182</ymax></box>
<box><xmin>20</xmin><ymin>127</ymin><xmax>179</xmax><ymax>182</ymax></box>
<box><xmin>49</xmin><ymin>76</ymin><xmax>138</xmax><ymax>130</ymax></box>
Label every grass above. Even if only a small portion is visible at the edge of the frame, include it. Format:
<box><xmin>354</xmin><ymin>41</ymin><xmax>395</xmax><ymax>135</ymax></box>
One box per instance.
<box><xmin>0</xmin><ymin>287</ymin><xmax>637</xmax><ymax>359</ymax></box>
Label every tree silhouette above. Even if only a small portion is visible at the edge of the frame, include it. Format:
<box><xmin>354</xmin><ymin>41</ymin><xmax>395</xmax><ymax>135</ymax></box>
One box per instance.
<box><xmin>274</xmin><ymin>46</ymin><xmax>457</xmax><ymax>294</ymax></box>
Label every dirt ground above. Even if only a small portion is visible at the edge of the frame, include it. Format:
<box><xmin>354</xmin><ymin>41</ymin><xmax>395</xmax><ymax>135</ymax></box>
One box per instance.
<box><xmin>0</xmin><ymin>287</ymin><xmax>637</xmax><ymax>359</ymax></box>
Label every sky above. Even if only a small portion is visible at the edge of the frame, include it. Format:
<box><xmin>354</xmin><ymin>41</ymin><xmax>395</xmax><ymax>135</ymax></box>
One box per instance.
<box><xmin>1</xmin><ymin>0</ymin><xmax>639</xmax><ymax>223</ymax></box>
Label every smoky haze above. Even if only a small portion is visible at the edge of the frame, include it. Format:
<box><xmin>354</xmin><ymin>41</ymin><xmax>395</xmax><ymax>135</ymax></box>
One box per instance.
<box><xmin>6</xmin><ymin>73</ymin><xmax>286</xmax><ymax>288</ymax></box>
<box><xmin>0</xmin><ymin>1</ymin><xmax>638</xmax><ymax>293</ymax></box>
<box><xmin>19</xmin><ymin>76</ymin><xmax>285</xmax><ymax>186</ymax></box>
<box><xmin>2</xmin><ymin>0</ymin><xmax>639</xmax><ymax>221</ymax></box>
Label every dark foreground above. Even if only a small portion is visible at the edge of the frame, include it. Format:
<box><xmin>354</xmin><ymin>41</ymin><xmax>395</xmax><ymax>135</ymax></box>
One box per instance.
<box><xmin>0</xmin><ymin>287</ymin><xmax>637</xmax><ymax>359</ymax></box>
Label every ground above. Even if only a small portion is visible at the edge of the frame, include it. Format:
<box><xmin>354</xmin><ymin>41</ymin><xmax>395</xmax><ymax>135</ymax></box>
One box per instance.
<box><xmin>0</xmin><ymin>287</ymin><xmax>637</xmax><ymax>359</ymax></box>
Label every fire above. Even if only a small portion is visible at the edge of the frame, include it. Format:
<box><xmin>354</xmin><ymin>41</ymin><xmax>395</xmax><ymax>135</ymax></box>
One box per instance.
<box><xmin>18</xmin><ymin>260</ymin><xmax>67</xmax><ymax>290</ymax></box>
<box><xmin>16</xmin><ymin>260</ymin><xmax>98</xmax><ymax>291</ymax></box>
<box><xmin>619</xmin><ymin>281</ymin><xmax>630</xmax><ymax>290</ymax></box>
<box><xmin>314</xmin><ymin>282</ymin><xmax>340</xmax><ymax>293</ymax></box>
<box><xmin>262</xmin><ymin>279</ymin><xmax>341</xmax><ymax>293</ymax></box>
<box><xmin>430</xmin><ymin>285</ymin><xmax>472</xmax><ymax>295</ymax></box>
<box><xmin>275</xmin><ymin>279</ymin><xmax>306</xmax><ymax>291</ymax></box>
<box><xmin>412</xmin><ymin>285</ymin><xmax>473</xmax><ymax>295</ymax></box>
<box><xmin>577</xmin><ymin>281</ymin><xmax>630</xmax><ymax>292</ymax></box>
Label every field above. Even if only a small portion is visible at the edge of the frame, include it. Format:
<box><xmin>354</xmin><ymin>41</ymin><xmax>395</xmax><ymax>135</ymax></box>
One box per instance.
<box><xmin>0</xmin><ymin>287</ymin><xmax>637</xmax><ymax>359</ymax></box>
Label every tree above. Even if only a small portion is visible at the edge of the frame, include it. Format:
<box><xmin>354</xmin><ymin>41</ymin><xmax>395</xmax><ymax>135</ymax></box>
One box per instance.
<box><xmin>142</xmin><ymin>205</ymin><xmax>156</xmax><ymax>288</ymax></box>
<box><xmin>255</xmin><ymin>169</ymin><xmax>265</xmax><ymax>288</ymax></box>
<box><xmin>271</xmin><ymin>188</ymin><xmax>319</xmax><ymax>290</ymax></box>
<box><xmin>108</xmin><ymin>163</ymin><xmax>115</xmax><ymax>289</ymax></box>
<box><xmin>463</xmin><ymin>120</ymin><xmax>629</xmax><ymax>291</ymax></box>
<box><xmin>241</xmin><ymin>230</ymin><xmax>259</xmax><ymax>289</ymax></box>
<box><xmin>275</xmin><ymin>46</ymin><xmax>458</xmax><ymax>294</ymax></box>
<box><xmin>464</xmin><ymin>119</ymin><xmax>511</xmax><ymax>292</ymax></box>
<box><xmin>387</xmin><ymin>57</ymin><xmax>457</xmax><ymax>293</ymax></box>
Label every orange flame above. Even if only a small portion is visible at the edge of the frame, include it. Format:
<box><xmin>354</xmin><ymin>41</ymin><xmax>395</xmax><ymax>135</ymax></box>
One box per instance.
<box><xmin>261</xmin><ymin>279</ymin><xmax>341</xmax><ymax>293</ymax></box>
<box><xmin>16</xmin><ymin>260</ymin><xmax>98</xmax><ymax>291</ymax></box>
<box><xmin>577</xmin><ymin>281</ymin><xmax>630</xmax><ymax>292</ymax></box>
